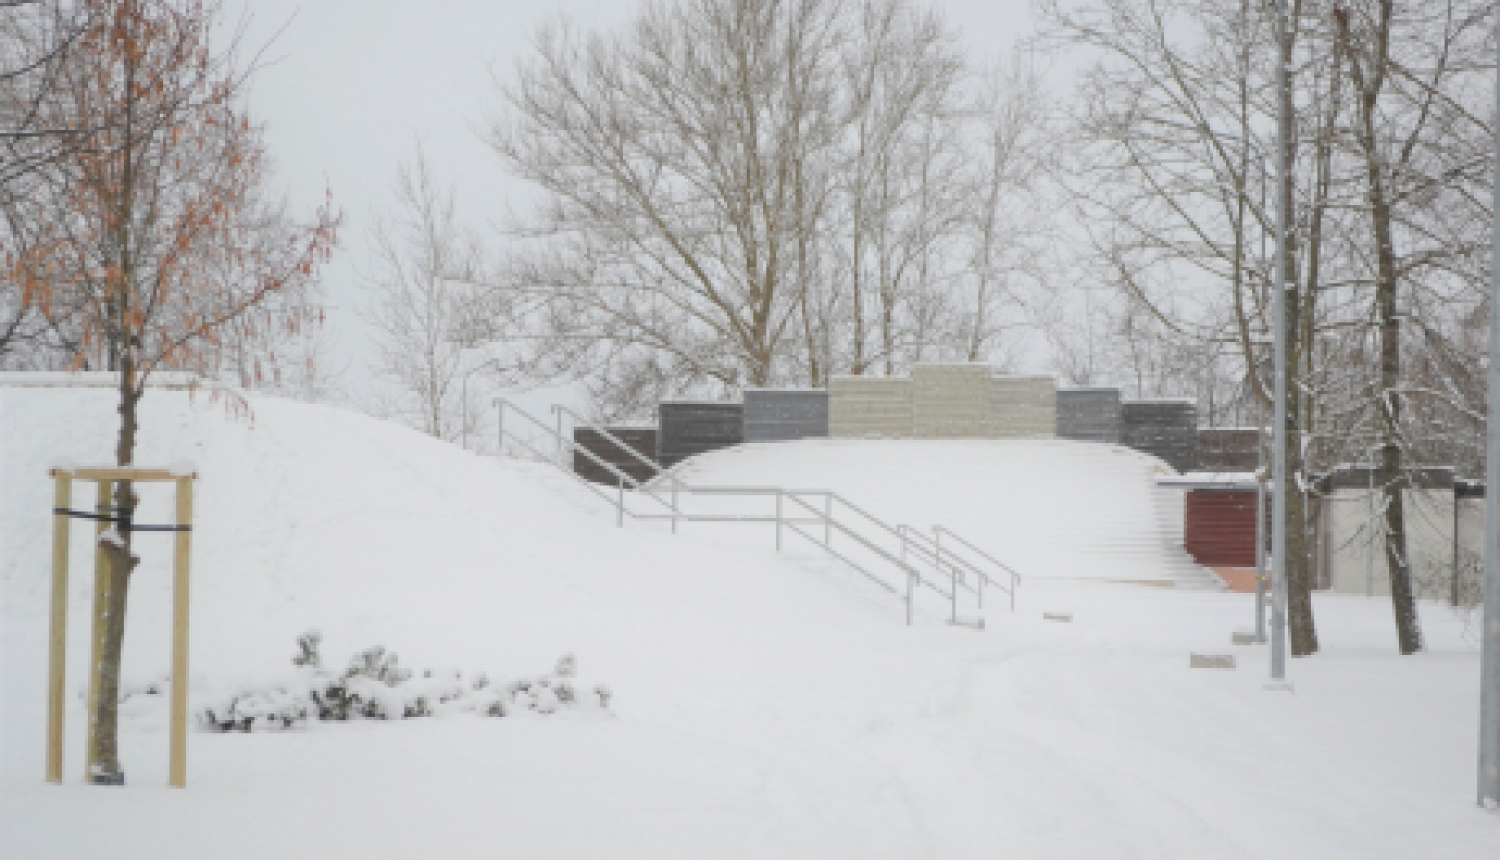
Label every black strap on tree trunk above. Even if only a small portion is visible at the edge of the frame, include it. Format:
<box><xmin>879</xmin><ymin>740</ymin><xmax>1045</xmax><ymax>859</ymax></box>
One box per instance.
<box><xmin>53</xmin><ymin>508</ymin><xmax>191</xmax><ymax>533</ymax></box>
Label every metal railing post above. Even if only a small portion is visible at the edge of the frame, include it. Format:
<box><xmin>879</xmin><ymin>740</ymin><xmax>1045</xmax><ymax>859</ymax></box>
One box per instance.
<box><xmin>556</xmin><ymin>409</ymin><xmax>565</xmax><ymax>468</ymax></box>
<box><xmin>617</xmin><ymin>478</ymin><xmax>624</xmax><ymax>528</ymax></box>
<box><xmin>672</xmin><ymin>482</ymin><xmax>679</xmax><ymax>534</ymax></box>
<box><xmin>938</xmin><ymin>530</ymin><xmax>955</xmax><ymax>623</ymax></box>
<box><xmin>906</xmin><ymin>567</ymin><xmax>915</xmax><ymax>627</ymax></box>
<box><xmin>775</xmin><ymin>489</ymin><xmax>783</xmax><ymax>551</ymax></box>
<box><xmin>825</xmin><ymin>494</ymin><xmax>832</xmax><ymax>546</ymax></box>
<box><xmin>496</xmin><ymin>402</ymin><xmax>505</xmax><ymax>458</ymax></box>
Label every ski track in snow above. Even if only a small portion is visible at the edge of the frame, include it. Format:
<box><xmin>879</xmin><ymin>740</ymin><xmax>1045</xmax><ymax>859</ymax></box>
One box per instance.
<box><xmin>2</xmin><ymin>387</ymin><xmax>1498</xmax><ymax>859</ymax></box>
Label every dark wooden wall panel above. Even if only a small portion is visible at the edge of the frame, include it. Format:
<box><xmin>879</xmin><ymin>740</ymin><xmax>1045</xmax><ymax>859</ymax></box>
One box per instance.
<box><xmin>1185</xmin><ymin>489</ymin><xmax>1260</xmax><ymax>567</ymax></box>
<box><xmin>573</xmin><ymin>427</ymin><xmax>658</xmax><ymax>486</ymax></box>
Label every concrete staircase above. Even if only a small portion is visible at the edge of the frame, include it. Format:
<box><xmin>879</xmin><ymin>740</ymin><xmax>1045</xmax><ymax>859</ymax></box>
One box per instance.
<box><xmin>675</xmin><ymin>438</ymin><xmax>1228</xmax><ymax>591</ymax></box>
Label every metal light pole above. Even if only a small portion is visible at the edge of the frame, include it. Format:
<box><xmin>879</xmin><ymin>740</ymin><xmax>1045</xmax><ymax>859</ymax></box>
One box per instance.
<box><xmin>1268</xmin><ymin>0</ymin><xmax>1291</xmax><ymax>684</ymax></box>
<box><xmin>1256</xmin><ymin>420</ymin><xmax>1268</xmax><ymax>643</ymax></box>
<box><xmin>1476</xmin><ymin>10</ymin><xmax>1500</xmax><ymax>809</ymax></box>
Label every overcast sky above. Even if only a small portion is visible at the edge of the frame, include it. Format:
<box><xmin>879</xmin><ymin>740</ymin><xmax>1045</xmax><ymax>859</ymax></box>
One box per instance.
<box><xmin>226</xmin><ymin>0</ymin><xmax>1053</xmax><ymax>402</ymax></box>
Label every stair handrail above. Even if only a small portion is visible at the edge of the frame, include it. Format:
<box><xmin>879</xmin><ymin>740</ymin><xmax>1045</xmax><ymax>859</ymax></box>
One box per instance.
<box><xmin>497</xmin><ymin>398</ymin><xmax>688</xmax><ymax>527</ymax></box>
<box><xmin>498</xmin><ymin>398</ymin><xmax>1006</xmax><ymax>623</ymax></box>
<box><xmin>782</xmin><ymin>491</ymin><xmax>952</xmax><ymax>600</ymax></box>
<box><xmin>897</xmin><ymin>525</ymin><xmax>992</xmax><ymax>596</ymax></box>
<box><xmin>932</xmin><ymin>525</ymin><xmax>1023</xmax><ymax>606</ymax></box>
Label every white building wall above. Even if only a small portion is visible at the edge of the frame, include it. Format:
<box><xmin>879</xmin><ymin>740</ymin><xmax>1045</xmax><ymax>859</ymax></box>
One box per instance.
<box><xmin>1323</xmin><ymin>488</ymin><xmax>1461</xmax><ymax>599</ymax></box>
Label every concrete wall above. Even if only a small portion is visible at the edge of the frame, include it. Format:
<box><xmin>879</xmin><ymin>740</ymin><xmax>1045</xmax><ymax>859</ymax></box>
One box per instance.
<box><xmin>1197</xmin><ymin>428</ymin><xmax>1260</xmax><ymax>472</ymax></box>
<box><xmin>989</xmin><ymin>375</ymin><xmax>1057</xmax><ymax>439</ymax></box>
<box><xmin>831</xmin><ymin>366</ymin><xmax>1056</xmax><ymax>440</ymax></box>
<box><xmin>828</xmin><ymin>377</ymin><xmax>913</xmax><ymax>438</ymax></box>
<box><xmin>1322</xmin><ymin>487</ymin><xmax>1461</xmax><ymax>599</ymax></box>
<box><xmin>911</xmin><ymin>364</ymin><xmax>993</xmax><ymax>438</ymax></box>
<box><xmin>743</xmin><ymin>389</ymin><xmax>829</xmax><ymax>442</ymax></box>
<box><xmin>657</xmin><ymin>402</ymin><xmax>743</xmax><ymax>468</ymax></box>
<box><xmin>1056</xmin><ymin>388</ymin><xmax>1122</xmax><ymax>443</ymax></box>
<box><xmin>1121</xmin><ymin>400</ymin><xmax>1198</xmax><ymax>473</ymax></box>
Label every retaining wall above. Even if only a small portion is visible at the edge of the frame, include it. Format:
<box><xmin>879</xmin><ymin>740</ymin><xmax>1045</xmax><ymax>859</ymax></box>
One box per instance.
<box><xmin>1197</xmin><ymin>428</ymin><xmax>1260</xmax><ymax>472</ymax></box>
<box><xmin>989</xmin><ymin>375</ymin><xmax>1057</xmax><ymax>439</ymax></box>
<box><xmin>912</xmin><ymin>364</ymin><xmax>993</xmax><ymax>438</ymax></box>
<box><xmin>1056</xmin><ymin>388</ymin><xmax>1122</xmax><ymax>443</ymax></box>
<box><xmin>1121</xmin><ymin>400</ymin><xmax>1198</xmax><ymax>473</ymax></box>
<box><xmin>828</xmin><ymin>377</ymin><xmax>913</xmax><ymax>438</ymax></box>
<box><xmin>743</xmin><ymin>389</ymin><xmax>829</xmax><ymax>442</ymax></box>
<box><xmin>657</xmin><ymin>402</ymin><xmax>744</xmax><ymax>468</ymax></box>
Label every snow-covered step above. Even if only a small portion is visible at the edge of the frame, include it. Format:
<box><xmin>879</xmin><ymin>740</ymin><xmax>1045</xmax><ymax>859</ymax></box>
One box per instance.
<box><xmin>674</xmin><ymin>439</ymin><xmax>1226</xmax><ymax>590</ymax></box>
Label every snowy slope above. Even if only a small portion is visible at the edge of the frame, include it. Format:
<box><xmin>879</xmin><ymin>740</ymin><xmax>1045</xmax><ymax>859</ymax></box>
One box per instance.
<box><xmin>2</xmin><ymin>388</ymin><xmax>1497</xmax><ymax>859</ymax></box>
<box><xmin>668</xmin><ymin>438</ymin><xmax>1223</xmax><ymax>589</ymax></box>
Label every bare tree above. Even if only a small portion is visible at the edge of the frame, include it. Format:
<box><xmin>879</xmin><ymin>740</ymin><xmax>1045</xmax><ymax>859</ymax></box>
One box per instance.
<box><xmin>1329</xmin><ymin>0</ymin><xmax>1494</xmax><ymax>654</ymax></box>
<box><xmin>361</xmin><ymin>147</ymin><xmax>479</xmax><ymax>439</ymax></box>
<box><xmin>1043</xmin><ymin>0</ymin><xmax>1328</xmax><ymax>655</ymax></box>
<box><xmin>479</xmin><ymin>0</ymin><xmax>1048</xmax><ymax>418</ymax></box>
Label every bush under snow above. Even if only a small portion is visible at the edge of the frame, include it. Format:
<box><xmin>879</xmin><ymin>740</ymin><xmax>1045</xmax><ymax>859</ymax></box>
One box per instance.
<box><xmin>198</xmin><ymin>634</ymin><xmax>610</xmax><ymax>733</ymax></box>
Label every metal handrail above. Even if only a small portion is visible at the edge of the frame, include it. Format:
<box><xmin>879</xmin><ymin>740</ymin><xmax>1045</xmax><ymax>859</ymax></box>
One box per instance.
<box><xmin>500</xmin><ymin>399</ymin><xmax>682</xmax><ymax>519</ymax></box>
<box><xmin>933</xmin><ymin>526</ymin><xmax>1023</xmax><ymax>610</ymax></box>
<box><xmin>498</xmin><ymin>399</ymin><xmax>1017</xmax><ymax>624</ymax></box>
<box><xmin>783</xmin><ymin>492</ymin><xmax>951</xmax><ymax>599</ymax></box>
<box><xmin>495</xmin><ymin>410</ymin><xmax>631</xmax><ymax>514</ymax></box>
<box><xmin>898</xmin><ymin>525</ymin><xmax>992</xmax><ymax>596</ymax></box>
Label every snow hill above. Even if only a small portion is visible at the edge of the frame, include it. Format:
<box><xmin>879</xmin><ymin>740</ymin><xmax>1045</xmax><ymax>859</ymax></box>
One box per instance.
<box><xmin>2</xmin><ymin>386</ymin><xmax>1497</xmax><ymax>859</ymax></box>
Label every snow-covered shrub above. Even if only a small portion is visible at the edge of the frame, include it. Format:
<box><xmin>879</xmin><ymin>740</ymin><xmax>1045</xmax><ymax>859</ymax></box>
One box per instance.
<box><xmin>483</xmin><ymin>655</ymin><xmax>611</xmax><ymax>716</ymax></box>
<box><xmin>198</xmin><ymin>637</ymin><xmax>611</xmax><ymax>732</ymax></box>
<box><xmin>199</xmin><ymin>686</ymin><xmax>310</xmax><ymax>732</ymax></box>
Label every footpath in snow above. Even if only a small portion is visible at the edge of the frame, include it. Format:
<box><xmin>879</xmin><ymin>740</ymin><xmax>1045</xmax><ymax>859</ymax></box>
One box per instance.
<box><xmin>1</xmin><ymin>387</ymin><xmax>1497</xmax><ymax>859</ymax></box>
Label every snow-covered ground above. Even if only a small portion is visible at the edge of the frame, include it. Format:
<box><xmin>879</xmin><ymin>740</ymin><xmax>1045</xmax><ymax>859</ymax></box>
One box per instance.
<box><xmin>2</xmin><ymin>387</ymin><xmax>1497</xmax><ymax>858</ymax></box>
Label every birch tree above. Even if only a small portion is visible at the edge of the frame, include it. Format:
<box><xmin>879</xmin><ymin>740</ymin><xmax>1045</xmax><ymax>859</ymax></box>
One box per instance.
<box><xmin>361</xmin><ymin>148</ymin><xmax>478</xmax><ymax>439</ymax></box>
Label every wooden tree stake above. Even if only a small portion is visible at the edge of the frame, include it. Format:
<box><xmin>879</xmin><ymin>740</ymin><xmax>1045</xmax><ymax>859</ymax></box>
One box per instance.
<box><xmin>46</xmin><ymin>475</ymin><xmax>72</xmax><ymax>784</ymax></box>
<box><xmin>169</xmin><ymin>477</ymin><xmax>193</xmax><ymax>788</ymax></box>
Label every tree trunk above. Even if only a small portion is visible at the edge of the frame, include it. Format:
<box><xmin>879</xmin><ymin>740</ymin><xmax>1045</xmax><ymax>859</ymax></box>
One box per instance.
<box><xmin>1336</xmin><ymin>1</ymin><xmax>1421</xmax><ymax>654</ymax></box>
<box><xmin>1278</xmin><ymin>0</ymin><xmax>1318</xmax><ymax>657</ymax></box>
<box><xmin>94</xmin><ymin>360</ymin><xmax>140</xmax><ymax>778</ymax></box>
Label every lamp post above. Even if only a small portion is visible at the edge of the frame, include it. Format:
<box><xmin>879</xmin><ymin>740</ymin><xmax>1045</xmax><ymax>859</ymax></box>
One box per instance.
<box><xmin>1477</xmin><ymin>8</ymin><xmax>1500</xmax><ymax>809</ymax></box>
<box><xmin>1268</xmin><ymin>0</ymin><xmax>1291</xmax><ymax>685</ymax></box>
